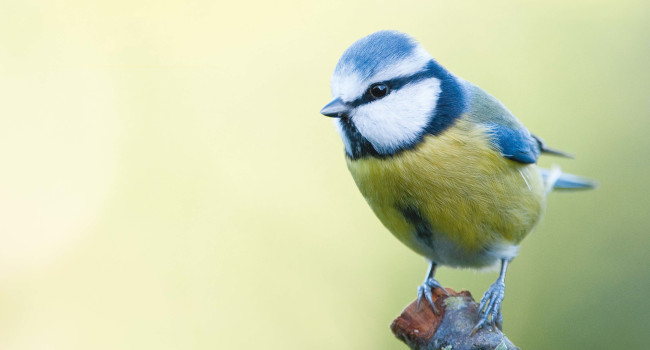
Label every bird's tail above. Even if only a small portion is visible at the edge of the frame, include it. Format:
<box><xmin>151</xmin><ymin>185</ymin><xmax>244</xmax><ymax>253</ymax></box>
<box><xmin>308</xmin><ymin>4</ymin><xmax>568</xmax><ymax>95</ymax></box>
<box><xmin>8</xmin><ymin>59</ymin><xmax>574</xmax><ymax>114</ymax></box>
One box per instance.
<box><xmin>540</xmin><ymin>165</ymin><xmax>596</xmax><ymax>193</ymax></box>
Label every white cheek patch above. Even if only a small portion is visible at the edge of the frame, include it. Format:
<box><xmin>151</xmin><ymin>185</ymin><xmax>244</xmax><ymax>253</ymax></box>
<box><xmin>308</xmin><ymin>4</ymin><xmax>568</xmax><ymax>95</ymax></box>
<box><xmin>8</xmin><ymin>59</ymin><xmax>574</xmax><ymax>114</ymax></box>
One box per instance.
<box><xmin>351</xmin><ymin>77</ymin><xmax>441</xmax><ymax>154</ymax></box>
<box><xmin>331</xmin><ymin>46</ymin><xmax>432</xmax><ymax>102</ymax></box>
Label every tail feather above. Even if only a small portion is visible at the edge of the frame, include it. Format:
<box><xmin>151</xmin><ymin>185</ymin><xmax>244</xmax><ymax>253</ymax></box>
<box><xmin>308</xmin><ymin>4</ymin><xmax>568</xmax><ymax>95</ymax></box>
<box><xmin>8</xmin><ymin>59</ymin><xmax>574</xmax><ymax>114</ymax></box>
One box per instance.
<box><xmin>533</xmin><ymin>135</ymin><xmax>575</xmax><ymax>159</ymax></box>
<box><xmin>540</xmin><ymin>166</ymin><xmax>596</xmax><ymax>192</ymax></box>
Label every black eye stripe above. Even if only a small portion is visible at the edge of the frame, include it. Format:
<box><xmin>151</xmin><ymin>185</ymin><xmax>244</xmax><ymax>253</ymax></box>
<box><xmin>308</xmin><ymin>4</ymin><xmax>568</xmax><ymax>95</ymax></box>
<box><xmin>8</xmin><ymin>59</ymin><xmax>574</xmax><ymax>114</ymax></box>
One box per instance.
<box><xmin>339</xmin><ymin>59</ymin><xmax>466</xmax><ymax>159</ymax></box>
<box><xmin>347</xmin><ymin>64</ymin><xmax>438</xmax><ymax>108</ymax></box>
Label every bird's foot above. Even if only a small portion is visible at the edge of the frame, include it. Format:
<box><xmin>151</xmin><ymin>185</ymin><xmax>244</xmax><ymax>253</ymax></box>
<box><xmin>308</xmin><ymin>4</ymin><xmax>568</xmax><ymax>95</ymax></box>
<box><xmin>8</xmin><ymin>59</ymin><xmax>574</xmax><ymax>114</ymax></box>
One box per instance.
<box><xmin>472</xmin><ymin>280</ymin><xmax>506</xmax><ymax>333</ymax></box>
<box><xmin>416</xmin><ymin>277</ymin><xmax>448</xmax><ymax>314</ymax></box>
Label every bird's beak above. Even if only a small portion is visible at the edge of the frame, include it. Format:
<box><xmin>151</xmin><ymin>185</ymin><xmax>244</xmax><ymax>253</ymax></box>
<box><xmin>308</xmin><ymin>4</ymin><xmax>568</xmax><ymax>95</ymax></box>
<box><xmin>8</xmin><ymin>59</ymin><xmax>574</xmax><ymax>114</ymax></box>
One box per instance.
<box><xmin>320</xmin><ymin>98</ymin><xmax>350</xmax><ymax>118</ymax></box>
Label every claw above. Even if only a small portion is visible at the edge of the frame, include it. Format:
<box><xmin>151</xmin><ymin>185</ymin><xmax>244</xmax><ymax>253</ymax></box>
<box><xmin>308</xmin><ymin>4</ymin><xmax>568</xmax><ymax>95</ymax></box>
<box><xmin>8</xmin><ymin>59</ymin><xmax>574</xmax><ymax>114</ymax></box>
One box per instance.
<box><xmin>474</xmin><ymin>280</ymin><xmax>506</xmax><ymax>332</ymax></box>
<box><xmin>495</xmin><ymin>310</ymin><xmax>503</xmax><ymax>330</ymax></box>
<box><xmin>416</xmin><ymin>283</ymin><xmax>438</xmax><ymax>313</ymax></box>
<box><xmin>416</xmin><ymin>277</ymin><xmax>446</xmax><ymax>314</ymax></box>
<box><xmin>473</xmin><ymin>259</ymin><xmax>510</xmax><ymax>333</ymax></box>
<box><xmin>470</xmin><ymin>319</ymin><xmax>486</xmax><ymax>336</ymax></box>
<box><xmin>425</xmin><ymin>278</ymin><xmax>449</xmax><ymax>295</ymax></box>
<box><xmin>416</xmin><ymin>262</ymin><xmax>447</xmax><ymax>314</ymax></box>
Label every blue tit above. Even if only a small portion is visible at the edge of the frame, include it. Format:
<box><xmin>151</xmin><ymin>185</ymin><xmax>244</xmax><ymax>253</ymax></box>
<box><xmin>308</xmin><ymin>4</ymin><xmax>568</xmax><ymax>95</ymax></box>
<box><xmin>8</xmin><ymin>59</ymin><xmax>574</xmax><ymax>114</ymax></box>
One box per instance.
<box><xmin>320</xmin><ymin>30</ymin><xmax>594</xmax><ymax>330</ymax></box>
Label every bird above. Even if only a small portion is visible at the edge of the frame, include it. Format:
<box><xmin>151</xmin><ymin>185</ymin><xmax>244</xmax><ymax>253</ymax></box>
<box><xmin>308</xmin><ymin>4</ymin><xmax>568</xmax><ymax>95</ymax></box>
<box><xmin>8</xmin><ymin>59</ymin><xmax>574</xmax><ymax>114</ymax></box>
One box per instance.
<box><xmin>320</xmin><ymin>30</ymin><xmax>594</xmax><ymax>331</ymax></box>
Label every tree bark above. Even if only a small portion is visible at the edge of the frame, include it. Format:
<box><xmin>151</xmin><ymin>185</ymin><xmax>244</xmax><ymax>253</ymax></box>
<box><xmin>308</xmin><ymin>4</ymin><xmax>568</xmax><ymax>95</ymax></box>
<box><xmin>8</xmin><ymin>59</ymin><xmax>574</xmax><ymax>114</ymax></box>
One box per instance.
<box><xmin>390</xmin><ymin>288</ymin><xmax>519</xmax><ymax>350</ymax></box>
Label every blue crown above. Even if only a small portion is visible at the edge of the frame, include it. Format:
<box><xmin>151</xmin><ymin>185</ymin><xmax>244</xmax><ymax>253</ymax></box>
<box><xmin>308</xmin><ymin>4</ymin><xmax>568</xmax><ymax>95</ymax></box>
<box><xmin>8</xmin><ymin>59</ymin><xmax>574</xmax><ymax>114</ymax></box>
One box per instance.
<box><xmin>335</xmin><ymin>31</ymin><xmax>419</xmax><ymax>80</ymax></box>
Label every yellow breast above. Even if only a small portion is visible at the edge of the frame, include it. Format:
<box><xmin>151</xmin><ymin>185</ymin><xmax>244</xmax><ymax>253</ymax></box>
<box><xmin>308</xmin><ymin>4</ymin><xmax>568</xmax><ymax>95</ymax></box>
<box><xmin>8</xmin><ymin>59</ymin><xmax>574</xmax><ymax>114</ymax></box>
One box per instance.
<box><xmin>346</xmin><ymin>117</ymin><xmax>545</xmax><ymax>267</ymax></box>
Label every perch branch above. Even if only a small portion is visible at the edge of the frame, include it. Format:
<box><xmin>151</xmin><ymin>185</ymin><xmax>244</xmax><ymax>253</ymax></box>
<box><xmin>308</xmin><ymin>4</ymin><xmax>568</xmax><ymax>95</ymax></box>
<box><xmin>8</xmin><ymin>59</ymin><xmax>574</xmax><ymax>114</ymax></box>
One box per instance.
<box><xmin>390</xmin><ymin>288</ymin><xmax>519</xmax><ymax>350</ymax></box>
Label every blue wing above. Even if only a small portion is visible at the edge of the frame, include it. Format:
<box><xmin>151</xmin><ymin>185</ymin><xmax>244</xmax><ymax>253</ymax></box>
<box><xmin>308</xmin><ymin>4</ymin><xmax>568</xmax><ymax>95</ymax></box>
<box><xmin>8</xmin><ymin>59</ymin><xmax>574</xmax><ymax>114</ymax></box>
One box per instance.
<box><xmin>461</xmin><ymin>81</ymin><xmax>542</xmax><ymax>164</ymax></box>
<box><xmin>486</xmin><ymin>124</ymin><xmax>540</xmax><ymax>164</ymax></box>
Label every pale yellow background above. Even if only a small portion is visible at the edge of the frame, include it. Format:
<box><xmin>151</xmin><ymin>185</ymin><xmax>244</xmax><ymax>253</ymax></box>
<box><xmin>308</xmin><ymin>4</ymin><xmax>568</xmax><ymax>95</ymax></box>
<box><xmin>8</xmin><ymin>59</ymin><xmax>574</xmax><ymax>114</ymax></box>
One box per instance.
<box><xmin>1</xmin><ymin>0</ymin><xmax>649</xmax><ymax>349</ymax></box>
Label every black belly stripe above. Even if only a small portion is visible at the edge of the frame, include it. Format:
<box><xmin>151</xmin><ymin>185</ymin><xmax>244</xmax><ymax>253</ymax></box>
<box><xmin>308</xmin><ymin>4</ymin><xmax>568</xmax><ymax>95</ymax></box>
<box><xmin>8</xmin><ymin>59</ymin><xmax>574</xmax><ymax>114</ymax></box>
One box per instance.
<box><xmin>399</xmin><ymin>205</ymin><xmax>434</xmax><ymax>249</ymax></box>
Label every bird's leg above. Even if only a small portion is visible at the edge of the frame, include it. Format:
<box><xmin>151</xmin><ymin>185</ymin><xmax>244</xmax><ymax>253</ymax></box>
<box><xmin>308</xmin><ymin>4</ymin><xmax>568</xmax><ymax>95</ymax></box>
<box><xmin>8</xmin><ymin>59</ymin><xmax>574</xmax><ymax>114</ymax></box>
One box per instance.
<box><xmin>416</xmin><ymin>261</ymin><xmax>447</xmax><ymax>313</ymax></box>
<box><xmin>474</xmin><ymin>258</ymin><xmax>510</xmax><ymax>332</ymax></box>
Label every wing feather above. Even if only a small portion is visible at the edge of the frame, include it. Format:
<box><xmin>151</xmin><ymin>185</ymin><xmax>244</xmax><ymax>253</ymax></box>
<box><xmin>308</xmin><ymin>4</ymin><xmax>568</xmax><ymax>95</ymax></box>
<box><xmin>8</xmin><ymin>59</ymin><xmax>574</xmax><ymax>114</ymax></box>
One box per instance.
<box><xmin>461</xmin><ymin>81</ymin><xmax>540</xmax><ymax>164</ymax></box>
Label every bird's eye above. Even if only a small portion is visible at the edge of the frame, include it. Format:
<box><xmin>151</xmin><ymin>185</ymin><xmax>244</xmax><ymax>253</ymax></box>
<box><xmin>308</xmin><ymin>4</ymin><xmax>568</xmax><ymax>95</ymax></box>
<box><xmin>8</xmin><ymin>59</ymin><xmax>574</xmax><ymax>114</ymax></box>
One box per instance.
<box><xmin>368</xmin><ymin>83</ymin><xmax>390</xmax><ymax>99</ymax></box>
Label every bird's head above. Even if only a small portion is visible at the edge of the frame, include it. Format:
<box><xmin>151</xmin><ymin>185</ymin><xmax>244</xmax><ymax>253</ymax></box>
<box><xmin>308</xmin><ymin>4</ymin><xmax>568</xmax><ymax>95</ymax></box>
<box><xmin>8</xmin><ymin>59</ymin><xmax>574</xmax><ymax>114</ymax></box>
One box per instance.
<box><xmin>321</xmin><ymin>30</ymin><xmax>466</xmax><ymax>159</ymax></box>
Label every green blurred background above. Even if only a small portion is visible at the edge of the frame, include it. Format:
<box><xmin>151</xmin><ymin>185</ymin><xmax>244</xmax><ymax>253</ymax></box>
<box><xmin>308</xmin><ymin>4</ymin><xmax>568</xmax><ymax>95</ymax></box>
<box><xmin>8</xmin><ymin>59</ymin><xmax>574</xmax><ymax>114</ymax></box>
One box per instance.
<box><xmin>1</xmin><ymin>0</ymin><xmax>649</xmax><ymax>349</ymax></box>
